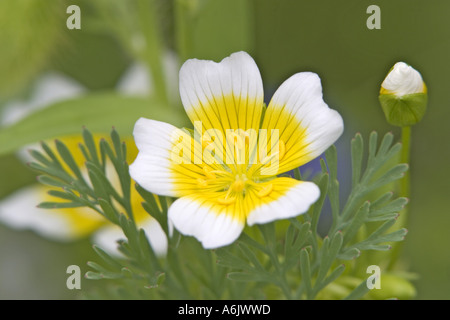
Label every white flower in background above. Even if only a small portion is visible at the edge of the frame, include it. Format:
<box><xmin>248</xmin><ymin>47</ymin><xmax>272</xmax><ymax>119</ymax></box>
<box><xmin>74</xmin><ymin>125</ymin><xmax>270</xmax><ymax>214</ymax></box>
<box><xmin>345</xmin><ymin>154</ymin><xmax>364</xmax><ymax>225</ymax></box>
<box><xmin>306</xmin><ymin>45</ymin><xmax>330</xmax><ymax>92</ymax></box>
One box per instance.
<box><xmin>379</xmin><ymin>62</ymin><xmax>428</xmax><ymax>127</ymax></box>
<box><xmin>0</xmin><ymin>69</ymin><xmax>168</xmax><ymax>256</ymax></box>
<box><xmin>0</xmin><ymin>73</ymin><xmax>85</xmax><ymax>127</ymax></box>
<box><xmin>117</xmin><ymin>51</ymin><xmax>179</xmax><ymax>103</ymax></box>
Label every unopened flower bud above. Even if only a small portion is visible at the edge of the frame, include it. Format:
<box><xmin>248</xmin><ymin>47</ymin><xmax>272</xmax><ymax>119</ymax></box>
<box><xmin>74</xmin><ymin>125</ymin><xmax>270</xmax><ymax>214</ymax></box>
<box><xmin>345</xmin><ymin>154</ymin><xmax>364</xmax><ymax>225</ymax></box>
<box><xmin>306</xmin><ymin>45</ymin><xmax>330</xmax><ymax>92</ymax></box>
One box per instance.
<box><xmin>379</xmin><ymin>62</ymin><xmax>427</xmax><ymax>127</ymax></box>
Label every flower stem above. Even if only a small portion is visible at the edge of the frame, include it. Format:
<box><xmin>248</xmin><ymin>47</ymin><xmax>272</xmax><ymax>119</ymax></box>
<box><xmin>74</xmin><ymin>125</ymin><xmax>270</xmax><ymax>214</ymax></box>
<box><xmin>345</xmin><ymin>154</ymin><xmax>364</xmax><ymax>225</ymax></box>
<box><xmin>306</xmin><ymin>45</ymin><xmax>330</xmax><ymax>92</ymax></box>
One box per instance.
<box><xmin>400</xmin><ymin>126</ymin><xmax>411</xmax><ymax>199</ymax></box>
<box><xmin>137</xmin><ymin>0</ymin><xmax>169</xmax><ymax>107</ymax></box>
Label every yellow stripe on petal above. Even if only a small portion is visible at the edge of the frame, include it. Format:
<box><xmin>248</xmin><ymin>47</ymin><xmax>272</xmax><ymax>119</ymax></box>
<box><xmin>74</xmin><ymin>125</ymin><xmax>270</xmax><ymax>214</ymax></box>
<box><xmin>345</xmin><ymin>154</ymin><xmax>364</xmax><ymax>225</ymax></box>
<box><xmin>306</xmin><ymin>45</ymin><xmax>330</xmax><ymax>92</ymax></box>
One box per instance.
<box><xmin>261</xmin><ymin>72</ymin><xmax>343</xmax><ymax>175</ymax></box>
<box><xmin>179</xmin><ymin>52</ymin><xmax>264</xmax><ymax>134</ymax></box>
<box><xmin>245</xmin><ymin>177</ymin><xmax>320</xmax><ymax>226</ymax></box>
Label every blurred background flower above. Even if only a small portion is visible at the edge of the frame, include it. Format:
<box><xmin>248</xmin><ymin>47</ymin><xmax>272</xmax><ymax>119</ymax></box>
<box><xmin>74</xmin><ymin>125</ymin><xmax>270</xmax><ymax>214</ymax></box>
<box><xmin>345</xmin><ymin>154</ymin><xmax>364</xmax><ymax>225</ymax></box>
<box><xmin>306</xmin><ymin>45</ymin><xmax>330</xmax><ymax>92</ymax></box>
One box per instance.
<box><xmin>0</xmin><ymin>0</ymin><xmax>449</xmax><ymax>299</ymax></box>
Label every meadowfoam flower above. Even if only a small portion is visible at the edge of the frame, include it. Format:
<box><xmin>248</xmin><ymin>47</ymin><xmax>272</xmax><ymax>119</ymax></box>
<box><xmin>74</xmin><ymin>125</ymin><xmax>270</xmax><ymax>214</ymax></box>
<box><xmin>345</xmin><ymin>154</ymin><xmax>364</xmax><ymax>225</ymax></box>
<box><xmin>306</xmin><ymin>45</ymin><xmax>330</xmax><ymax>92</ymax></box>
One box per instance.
<box><xmin>379</xmin><ymin>62</ymin><xmax>427</xmax><ymax>126</ymax></box>
<box><xmin>130</xmin><ymin>51</ymin><xmax>344</xmax><ymax>249</ymax></box>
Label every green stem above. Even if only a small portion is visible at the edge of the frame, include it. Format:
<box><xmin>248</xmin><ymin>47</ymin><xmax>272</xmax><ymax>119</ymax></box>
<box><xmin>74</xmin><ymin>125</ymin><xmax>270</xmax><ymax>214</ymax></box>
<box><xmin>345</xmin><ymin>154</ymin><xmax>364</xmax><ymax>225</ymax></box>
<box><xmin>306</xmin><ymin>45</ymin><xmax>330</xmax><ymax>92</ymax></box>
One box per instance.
<box><xmin>137</xmin><ymin>0</ymin><xmax>169</xmax><ymax>107</ymax></box>
<box><xmin>400</xmin><ymin>126</ymin><xmax>411</xmax><ymax>199</ymax></box>
<box><xmin>258</xmin><ymin>224</ymin><xmax>293</xmax><ymax>299</ymax></box>
<box><xmin>174</xmin><ymin>0</ymin><xmax>195</xmax><ymax>63</ymax></box>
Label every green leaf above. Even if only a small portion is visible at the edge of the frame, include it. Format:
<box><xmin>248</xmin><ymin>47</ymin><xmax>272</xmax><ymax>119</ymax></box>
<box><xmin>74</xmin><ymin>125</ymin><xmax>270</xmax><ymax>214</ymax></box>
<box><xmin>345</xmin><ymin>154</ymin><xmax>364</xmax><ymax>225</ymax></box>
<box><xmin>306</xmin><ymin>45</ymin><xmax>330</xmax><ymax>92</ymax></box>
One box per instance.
<box><xmin>86</xmin><ymin>161</ymin><xmax>123</xmax><ymax>205</ymax></box>
<box><xmin>344</xmin><ymin>279</ymin><xmax>370</xmax><ymax>300</ymax></box>
<box><xmin>285</xmin><ymin>221</ymin><xmax>311</xmax><ymax>262</ymax></box>
<box><xmin>337</xmin><ymin>248</ymin><xmax>361</xmax><ymax>260</ymax></box>
<box><xmin>86</xmin><ymin>261</ymin><xmax>124</xmax><ymax>279</ymax></box>
<box><xmin>87</xmin><ymin>166</ymin><xmax>109</xmax><ymax>201</ymax></box>
<box><xmin>98</xmin><ymin>198</ymin><xmax>119</xmax><ymax>224</ymax></box>
<box><xmin>368</xmin><ymin>131</ymin><xmax>378</xmax><ymax>164</ymax></box>
<box><xmin>138</xmin><ymin>228</ymin><xmax>160</xmax><ymax>272</ymax></box>
<box><xmin>370</xmin><ymin>192</ymin><xmax>394</xmax><ymax>209</ymax></box>
<box><xmin>37</xmin><ymin>175</ymin><xmax>71</xmax><ymax>189</ymax></box>
<box><xmin>351</xmin><ymin>133</ymin><xmax>363</xmax><ymax>187</ymax></box>
<box><xmin>0</xmin><ymin>92</ymin><xmax>189</xmax><ymax>155</ymax></box>
<box><xmin>37</xmin><ymin>201</ymin><xmax>84</xmax><ymax>209</ymax></box>
<box><xmin>310</xmin><ymin>173</ymin><xmax>328</xmax><ymax>235</ymax></box>
<box><xmin>300</xmin><ymin>249</ymin><xmax>312</xmax><ymax>299</ymax></box>
<box><xmin>369</xmin><ymin>197</ymin><xmax>408</xmax><ymax>218</ymax></box>
<box><xmin>47</xmin><ymin>189</ymin><xmax>78</xmax><ymax>202</ymax></box>
<box><xmin>342</xmin><ymin>202</ymin><xmax>370</xmax><ymax>246</ymax></box>
<box><xmin>377</xmin><ymin>132</ymin><xmax>394</xmax><ymax>158</ymax></box>
<box><xmin>368</xmin><ymin>164</ymin><xmax>408</xmax><ymax>191</ymax></box>
<box><xmin>325</xmin><ymin>146</ymin><xmax>338</xmax><ymax>181</ymax></box>
<box><xmin>226</xmin><ymin>272</ymin><xmax>273</xmax><ymax>283</ymax></box>
<box><xmin>92</xmin><ymin>245</ymin><xmax>123</xmax><ymax>271</ymax></box>
<box><xmin>317</xmin><ymin>231</ymin><xmax>343</xmax><ymax>284</ymax></box>
<box><xmin>237</xmin><ymin>242</ymin><xmax>265</xmax><ymax>272</ymax></box>
<box><xmin>82</xmin><ymin>127</ymin><xmax>101</xmax><ymax>166</ymax></box>
<box><xmin>28</xmin><ymin>161</ymin><xmax>72</xmax><ymax>183</ymax></box>
<box><xmin>368</xmin><ymin>228</ymin><xmax>408</xmax><ymax>244</ymax></box>
<box><xmin>55</xmin><ymin>139</ymin><xmax>85</xmax><ymax>182</ymax></box>
<box><xmin>237</xmin><ymin>233</ymin><xmax>269</xmax><ymax>255</ymax></box>
<box><xmin>215</xmin><ymin>248</ymin><xmax>254</xmax><ymax>271</ymax></box>
<box><xmin>313</xmin><ymin>264</ymin><xmax>346</xmax><ymax>295</ymax></box>
<box><xmin>84</xmin><ymin>271</ymin><xmax>104</xmax><ymax>280</ymax></box>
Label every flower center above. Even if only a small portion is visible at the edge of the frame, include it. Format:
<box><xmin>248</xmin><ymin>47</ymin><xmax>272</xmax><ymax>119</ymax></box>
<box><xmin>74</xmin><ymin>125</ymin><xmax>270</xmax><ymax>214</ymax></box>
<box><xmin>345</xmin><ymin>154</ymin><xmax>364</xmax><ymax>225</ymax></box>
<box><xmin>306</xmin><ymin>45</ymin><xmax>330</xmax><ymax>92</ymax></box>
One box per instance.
<box><xmin>231</xmin><ymin>174</ymin><xmax>247</xmax><ymax>192</ymax></box>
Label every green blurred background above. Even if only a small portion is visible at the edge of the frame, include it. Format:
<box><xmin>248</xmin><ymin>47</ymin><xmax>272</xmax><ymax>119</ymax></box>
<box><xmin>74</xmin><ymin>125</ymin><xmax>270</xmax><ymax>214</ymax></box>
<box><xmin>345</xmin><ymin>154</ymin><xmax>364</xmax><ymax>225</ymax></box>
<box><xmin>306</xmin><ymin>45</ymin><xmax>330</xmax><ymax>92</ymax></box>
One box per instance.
<box><xmin>0</xmin><ymin>0</ymin><xmax>449</xmax><ymax>299</ymax></box>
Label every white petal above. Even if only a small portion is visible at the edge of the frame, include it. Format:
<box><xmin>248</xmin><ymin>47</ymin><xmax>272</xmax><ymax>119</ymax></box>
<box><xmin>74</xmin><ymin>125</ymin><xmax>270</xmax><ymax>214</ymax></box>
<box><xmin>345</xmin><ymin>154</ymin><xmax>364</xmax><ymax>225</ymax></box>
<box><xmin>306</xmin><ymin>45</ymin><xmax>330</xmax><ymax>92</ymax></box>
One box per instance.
<box><xmin>246</xmin><ymin>180</ymin><xmax>320</xmax><ymax>226</ymax></box>
<box><xmin>142</xmin><ymin>218</ymin><xmax>168</xmax><ymax>257</ymax></box>
<box><xmin>381</xmin><ymin>62</ymin><xmax>425</xmax><ymax>96</ymax></box>
<box><xmin>179</xmin><ymin>51</ymin><xmax>264</xmax><ymax>131</ymax></box>
<box><xmin>1</xmin><ymin>73</ymin><xmax>84</xmax><ymax>127</ymax></box>
<box><xmin>168</xmin><ymin>196</ymin><xmax>245</xmax><ymax>249</ymax></box>
<box><xmin>0</xmin><ymin>185</ymin><xmax>94</xmax><ymax>241</ymax></box>
<box><xmin>91</xmin><ymin>225</ymin><xmax>125</xmax><ymax>256</ymax></box>
<box><xmin>129</xmin><ymin>118</ymin><xmax>179</xmax><ymax>197</ymax></box>
<box><xmin>265</xmin><ymin>72</ymin><xmax>344</xmax><ymax>163</ymax></box>
<box><xmin>117</xmin><ymin>63</ymin><xmax>152</xmax><ymax>97</ymax></box>
<box><xmin>117</xmin><ymin>51</ymin><xmax>179</xmax><ymax>103</ymax></box>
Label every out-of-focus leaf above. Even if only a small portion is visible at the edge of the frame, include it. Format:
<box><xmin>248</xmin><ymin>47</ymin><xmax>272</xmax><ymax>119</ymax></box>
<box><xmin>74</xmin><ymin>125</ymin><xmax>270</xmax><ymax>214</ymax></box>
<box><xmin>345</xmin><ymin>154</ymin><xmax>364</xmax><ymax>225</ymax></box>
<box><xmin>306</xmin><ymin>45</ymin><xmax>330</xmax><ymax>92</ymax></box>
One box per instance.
<box><xmin>0</xmin><ymin>0</ymin><xmax>65</xmax><ymax>99</ymax></box>
<box><xmin>52</xmin><ymin>30</ymin><xmax>131</xmax><ymax>91</ymax></box>
<box><xmin>0</xmin><ymin>92</ymin><xmax>189</xmax><ymax>155</ymax></box>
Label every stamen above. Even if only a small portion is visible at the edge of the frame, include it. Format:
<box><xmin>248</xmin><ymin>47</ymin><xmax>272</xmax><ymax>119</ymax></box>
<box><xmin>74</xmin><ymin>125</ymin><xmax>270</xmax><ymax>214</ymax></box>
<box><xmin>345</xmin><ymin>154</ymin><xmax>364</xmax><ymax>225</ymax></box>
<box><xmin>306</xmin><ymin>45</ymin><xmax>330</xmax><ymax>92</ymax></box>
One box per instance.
<box><xmin>203</xmin><ymin>166</ymin><xmax>216</xmax><ymax>179</ymax></box>
<box><xmin>257</xmin><ymin>184</ymin><xmax>273</xmax><ymax>198</ymax></box>
<box><xmin>211</xmin><ymin>169</ymin><xmax>231</xmax><ymax>177</ymax></box>
<box><xmin>231</xmin><ymin>179</ymin><xmax>245</xmax><ymax>192</ymax></box>
<box><xmin>218</xmin><ymin>197</ymin><xmax>236</xmax><ymax>205</ymax></box>
<box><xmin>197</xmin><ymin>178</ymin><xmax>208</xmax><ymax>188</ymax></box>
<box><xmin>202</xmin><ymin>136</ymin><xmax>213</xmax><ymax>149</ymax></box>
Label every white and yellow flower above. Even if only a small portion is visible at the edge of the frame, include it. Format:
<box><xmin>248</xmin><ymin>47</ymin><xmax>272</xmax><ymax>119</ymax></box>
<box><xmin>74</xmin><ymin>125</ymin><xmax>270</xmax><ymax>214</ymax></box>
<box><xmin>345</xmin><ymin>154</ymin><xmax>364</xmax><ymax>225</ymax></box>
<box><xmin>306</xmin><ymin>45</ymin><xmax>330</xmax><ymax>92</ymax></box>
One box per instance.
<box><xmin>130</xmin><ymin>51</ymin><xmax>344</xmax><ymax>249</ymax></box>
<box><xmin>379</xmin><ymin>62</ymin><xmax>427</xmax><ymax>126</ymax></box>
